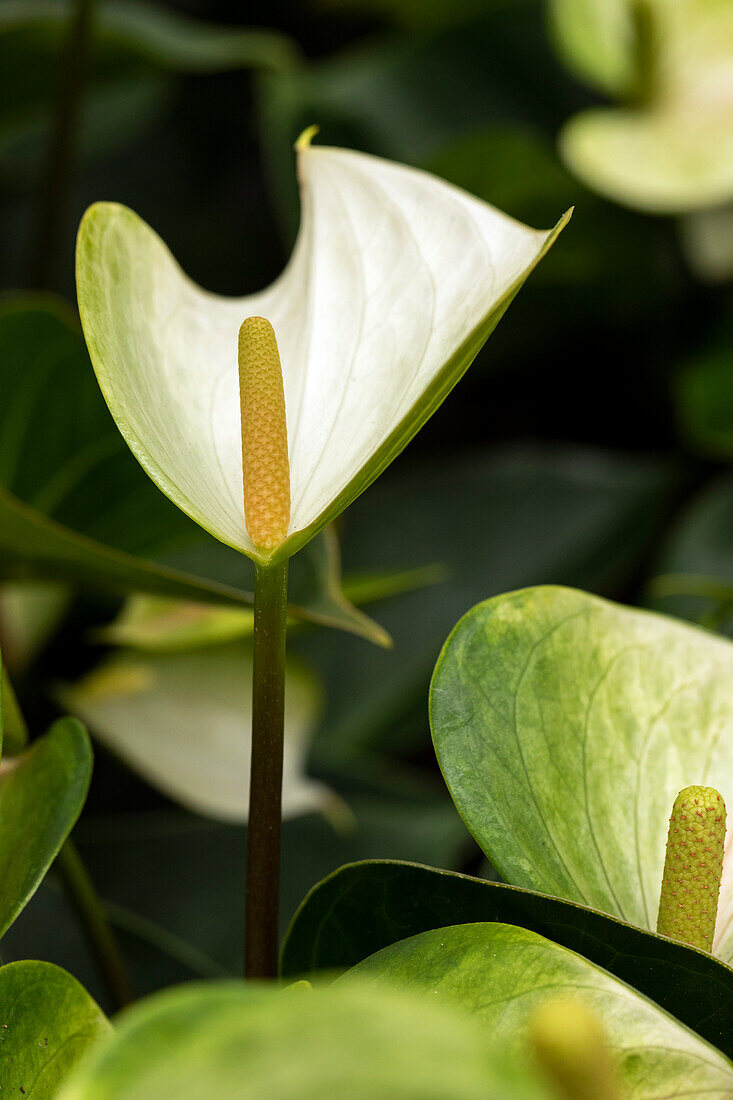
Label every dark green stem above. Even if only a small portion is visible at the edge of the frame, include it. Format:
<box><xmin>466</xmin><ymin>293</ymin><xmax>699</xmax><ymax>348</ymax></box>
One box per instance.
<box><xmin>56</xmin><ymin>838</ymin><xmax>133</xmax><ymax>1010</ymax></box>
<box><xmin>28</xmin><ymin>0</ymin><xmax>95</xmax><ymax>289</ymax></box>
<box><xmin>245</xmin><ymin>559</ymin><xmax>288</xmax><ymax>979</ymax></box>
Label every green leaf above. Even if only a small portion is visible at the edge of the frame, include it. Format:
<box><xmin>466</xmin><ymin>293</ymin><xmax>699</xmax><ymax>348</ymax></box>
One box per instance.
<box><xmin>430</xmin><ymin>585</ymin><xmax>733</xmax><ymax>963</ymax></box>
<box><xmin>0</xmin><ymin>960</ymin><xmax>109</xmax><ymax>1096</ymax></box>
<box><xmin>0</xmin><ymin>717</ymin><xmax>92</xmax><ymax>939</ymax></box>
<box><xmin>674</xmin><ymin>318</ymin><xmax>733</xmax><ymax>459</ymax></box>
<box><xmin>76</xmin><ymin>146</ymin><xmax>567</xmax><ymax>567</ymax></box>
<box><xmin>547</xmin><ymin>0</ymin><xmax>634</xmax><ymax>97</ymax></box>
<box><xmin>345</xmin><ymin>922</ymin><xmax>733</xmax><ymax>1095</ymax></box>
<box><xmin>304</xmin><ymin>445</ymin><xmax>680</xmax><ymax>769</ymax></box>
<box><xmin>57</xmin><ymin>643</ymin><xmax>329</xmax><ymax>823</ymax></box>
<box><xmin>281</xmin><ymin>859</ymin><xmax>733</xmax><ymax>1056</ymax></box>
<box><xmin>0</xmin><ymin>297</ymin><xmax>387</xmax><ymax>644</ymax></box>
<box><xmin>57</xmin><ymin>980</ymin><xmax>550</xmax><ymax>1100</ymax></box>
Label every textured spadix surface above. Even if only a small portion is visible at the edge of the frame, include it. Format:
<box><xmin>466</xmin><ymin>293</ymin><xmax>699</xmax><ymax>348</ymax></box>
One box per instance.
<box><xmin>430</xmin><ymin>586</ymin><xmax>733</xmax><ymax>964</ymax></box>
<box><xmin>76</xmin><ymin>143</ymin><xmax>567</xmax><ymax>562</ymax></box>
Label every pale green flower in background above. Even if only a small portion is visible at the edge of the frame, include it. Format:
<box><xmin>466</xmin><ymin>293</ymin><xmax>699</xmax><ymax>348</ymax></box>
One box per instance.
<box><xmin>551</xmin><ymin>0</ymin><xmax>733</xmax><ymax>278</ymax></box>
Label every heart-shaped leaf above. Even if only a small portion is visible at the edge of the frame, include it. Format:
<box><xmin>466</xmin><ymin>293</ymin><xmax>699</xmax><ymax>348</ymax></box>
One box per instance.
<box><xmin>58</xmin><ymin>643</ymin><xmax>329</xmax><ymax>823</ymax></box>
<box><xmin>0</xmin><ymin>960</ymin><xmax>109</xmax><ymax>1095</ymax></box>
<box><xmin>281</xmin><ymin>859</ymin><xmax>733</xmax><ymax>1055</ymax></box>
<box><xmin>57</xmin><ymin>980</ymin><xmax>551</xmax><ymax>1099</ymax></box>
<box><xmin>0</xmin><ymin>717</ymin><xmax>92</xmax><ymax>939</ymax></box>
<box><xmin>0</xmin><ymin>297</ymin><xmax>388</xmax><ymax>644</ymax></box>
<box><xmin>430</xmin><ymin>585</ymin><xmax>733</xmax><ymax>963</ymax></box>
<box><xmin>345</xmin><ymin>922</ymin><xmax>733</xmax><ymax>1096</ymax></box>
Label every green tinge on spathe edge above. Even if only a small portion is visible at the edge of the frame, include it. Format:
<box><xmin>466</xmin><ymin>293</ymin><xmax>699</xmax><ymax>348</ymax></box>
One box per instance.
<box><xmin>656</xmin><ymin>785</ymin><xmax>726</xmax><ymax>953</ymax></box>
<box><xmin>528</xmin><ymin>996</ymin><xmax>619</xmax><ymax>1100</ymax></box>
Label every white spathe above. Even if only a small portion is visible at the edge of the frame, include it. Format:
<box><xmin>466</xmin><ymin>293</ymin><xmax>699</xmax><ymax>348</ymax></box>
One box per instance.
<box><xmin>77</xmin><ymin>142</ymin><xmax>566</xmax><ymax>562</ymax></box>
<box><xmin>58</xmin><ymin>643</ymin><xmax>329</xmax><ymax>824</ymax></box>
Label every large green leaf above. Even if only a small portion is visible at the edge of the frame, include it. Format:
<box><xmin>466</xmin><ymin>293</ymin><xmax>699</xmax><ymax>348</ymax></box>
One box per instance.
<box><xmin>0</xmin><ymin>717</ymin><xmax>92</xmax><ymax>939</ymax></box>
<box><xmin>303</xmin><ymin>445</ymin><xmax>680</xmax><ymax>769</ymax></box>
<box><xmin>0</xmin><ymin>960</ymin><xmax>109</xmax><ymax>1096</ymax></box>
<box><xmin>58</xmin><ymin>979</ymin><xmax>550</xmax><ymax>1100</ymax></box>
<box><xmin>430</xmin><ymin>585</ymin><xmax>733</xmax><ymax>963</ymax></box>
<box><xmin>58</xmin><ymin>643</ymin><xmax>329</xmax><ymax>823</ymax></box>
<box><xmin>281</xmin><ymin>859</ymin><xmax>733</xmax><ymax>1055</ymax></box>
<box><xmin>0</xmin><ymin>297</ymin><xmax>388</xmax><ymax>643</ymax></box>
<box><xmin>346</xmin><ymin>923</ymin><xmax>733</xmax><ymax>1095</ymax></box>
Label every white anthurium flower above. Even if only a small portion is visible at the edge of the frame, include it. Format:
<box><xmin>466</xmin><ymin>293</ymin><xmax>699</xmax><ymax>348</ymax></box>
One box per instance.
<box><xmin>554</xmin><ymin>0</ymin><xmax>733</xmax><ymax>215</ymax></box>
<box><xmin>76</xmin><ymin>134</ymin><xmax>569</xmax><ymax>565</ymax></box>
<box><xmin>58</xmin><ymin>643</ymin><xmax>333</xmax><ymax>824</ymax></box>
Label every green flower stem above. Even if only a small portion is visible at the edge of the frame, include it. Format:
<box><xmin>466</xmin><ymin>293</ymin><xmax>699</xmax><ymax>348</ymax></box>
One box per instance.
<box><xmin>28</xmin><ymin>0</ymin><xmax>95</xmax><ymax>289</ymax></box>
<box><xmin>245</xmin><ymin>559</ymin><xmax>289</xmax><ymax>979</ymax></box>
<box><xmin>56</xmin><ymin>838</ymin><xmax>133</xmax><ymax>1010</ymax></box>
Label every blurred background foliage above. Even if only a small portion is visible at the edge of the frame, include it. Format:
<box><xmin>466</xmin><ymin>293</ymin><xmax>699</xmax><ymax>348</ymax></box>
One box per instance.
<box><xmin>1</xmin><ymin>0</ymin><xmax>733</xmax><ymax>1009</ymax></box>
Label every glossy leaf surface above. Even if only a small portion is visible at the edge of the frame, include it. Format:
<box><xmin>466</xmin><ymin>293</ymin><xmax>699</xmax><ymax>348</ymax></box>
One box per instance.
<box><xmin>281</xmin><ymin>859</ymin><xmax>733</xmax><ymax>1055</ymax></box>
<box><xmin>431</xmin><ymin>585</ymin><xmax>733</xmax><ymax>962</ymax></box>
<box><xmin>0</xmin><ymin>960</ymin><xmax>109</xmax><ymax>1096</ymax></box>
<box><xmin>346</xmin><ymin>923</ymin><xmax>733</xmax><ymax>1096</ymax></box>
<box><xmin>0</xmin><ymin>718</ymin><xmax>91</xmax><ymax>939</ymax></box>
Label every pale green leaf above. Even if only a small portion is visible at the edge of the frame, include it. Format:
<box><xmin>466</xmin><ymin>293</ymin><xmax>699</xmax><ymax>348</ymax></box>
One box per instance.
<box><xmin>346</xmin><ymin>923</ymin><xmax>733</xmax><ymax>1096</ymax></box>
<box><xmin>430</xmin><ymin>585</ymin><xmax>733</xmax><ymax>963</ymax></box>
<box><xmin>0</xmin><ymin>718</ymin><xmax>92</xmax><ymax>939</ymax></box>
<box><xmin>58</xmin><ymin>644</ymin><xmax>329</xmax><ymax>823</ymax></box>
<box><xmin>0</xmin><ymin>960</ymin><xmax>109</xmax><ymax>1096</ymax></box>
<box><xmin>76</xmin><ymin>143</ymin><xmax>568</xmax><ymax>564</ymax></box>
<box><xmin>548</xmin><ymin>0</ymin><xmax>635</xmax><ymax>97</ymax></box>
<box><xmin>57</xmin><ymin>980</ymin><xmax>551</xmax><ymax>1099</ymax></box>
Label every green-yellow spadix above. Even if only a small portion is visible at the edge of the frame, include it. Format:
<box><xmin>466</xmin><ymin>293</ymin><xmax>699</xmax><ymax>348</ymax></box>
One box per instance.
<box><xmin>76</xmin><ymin>136</ymin><xmax>569</xmax><ymax>565</ymax></box>
<box><xmin>657</xmin><ymin>785</ymin><xmax>726</xmax><ymax>952</ymax></box>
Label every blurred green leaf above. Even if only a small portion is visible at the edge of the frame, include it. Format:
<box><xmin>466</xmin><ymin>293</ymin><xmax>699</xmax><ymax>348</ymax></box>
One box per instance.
<box><xmin>674</xmin><ymin>317</ymin><xmax>733</xmax><ymax>458</ymax></box>
<box><xmin>58</xmin><ymin>979</ymin><xmax>551</xmax><ymax>1100</ymax></box>
<box><xmin>547</xmin><ymin>0</ymin><xmax>634</xmax><ymax>97</ymax></box>
<box><xmin>0</xmin><ymin>297</ymin><xmax>389</xmax><ymax>643</ymax></box>
<box><xmin>300</xmin><ymin>445</ymin><xmax>680</xmax><ymax>768</ymax></box>
<box><xmin>282</xmin><ymin>859</ymin><xmax>733</xmax><ymax>1055</ymax></box>
<box><xmin>0</xmin><ymin>960</ymin><xmax>109</xmax><ymax>1095</ymax></box>
<box><xmin>346</xmin><ymin>923</ymin><xmax>733</xmax><ymax>1094</ymax></box>
<box><xmin>1</xmin><ymin>665</ymin><xmax>28</xmax><ymax>754</ymax></box>
<box><xmin>430</xmin><ymin>585</ymin><xmax>733</xmax><ymax>964</ymax></box>
<box><xmin>0</xmin><ymin>0</ymin><xmax>296</xmax><ymax>189</ymax></box>
<box><xmin>0</xmin><ymin>717</ymin><xmax>91</xmax><ymax>939</ymax></box>
<box><xmin>58</xmin><ymin>643</ymin><xmax>329</xmax><ymax>823</ymax></box>
<box><xmin>649</xmin><ymin>471</ymin><xmax>733</xmax><ymax>628</ymax></box>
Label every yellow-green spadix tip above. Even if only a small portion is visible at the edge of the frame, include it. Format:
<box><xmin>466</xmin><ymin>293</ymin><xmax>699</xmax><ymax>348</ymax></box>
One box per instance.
<box><xmin>656</xmin><ymin>785</ymin><xmax>726</xmax><ymax>953</ymax></box>
<box><xmin>238</xmin><ymin>316</ymin><xmax>291</xmax><ymax>552</ymax></box>
<box><xmin>528</xmin><ymin>996</ymin><xmax>618</xmax><ymax>1100</ymax></box>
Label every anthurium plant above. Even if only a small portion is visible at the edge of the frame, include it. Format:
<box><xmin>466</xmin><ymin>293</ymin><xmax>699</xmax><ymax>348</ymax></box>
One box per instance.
<box><xmin>4</xmin><ymin>3</ymin><xmax>733</xmax><ymax>1096</ymax></box>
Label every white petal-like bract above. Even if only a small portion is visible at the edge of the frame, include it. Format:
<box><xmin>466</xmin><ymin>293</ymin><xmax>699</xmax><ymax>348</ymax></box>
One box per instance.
<box><xmin>77</xmin><ymin>143</ymin><xmax>566</xmax><ymax>561</ymax></box>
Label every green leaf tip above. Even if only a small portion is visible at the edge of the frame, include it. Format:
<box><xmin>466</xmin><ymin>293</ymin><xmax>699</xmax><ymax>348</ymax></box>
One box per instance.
<box><xmin>528</xmin><ymin>996</ymin><xmax>619</xmax><ymax>1100</ymax></box>
<box><xmin>238</xmin><ymin>316</ymin><xmax>291</xmax><ymax>553</ymax></box>
<box><xmin>656</xmin><ymin>785</ymin><xmax>726</xmax><ymax>953</ymax></box>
